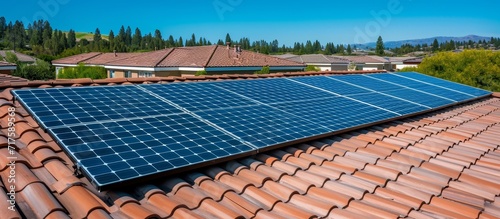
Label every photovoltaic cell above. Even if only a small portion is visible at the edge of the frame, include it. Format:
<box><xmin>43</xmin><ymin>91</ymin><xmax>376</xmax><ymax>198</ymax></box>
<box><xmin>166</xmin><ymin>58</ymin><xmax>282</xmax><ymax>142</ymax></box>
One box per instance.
<box><xmin>396</xmin><ymin>72</ymin><xmax>491</xmax><ymax>97</ymax></box>
<box><xmin>12</xmin><ymin>72</ymin><xmax>491</xmax><ymax>189</ymax></box>
<box><xmin>366</xmin><ymin>73</ymin><xmax>474</xmax><ymax>101</ymax></box>
<box><xmin>14</xmin><ymin>86</ymin><xmax>183</xmax><ymax>129</ymax></box>
<box><xmin>195</xmin><ymin>105</ymin><xmax>330</xmax><ymax>147</ymax></box>
<box><xmin>213</xmin><ymin>78</ymin><xmax>334</xmax><ymax>104</ymax></box>
<box><xmin>50</xmin><ymin>114</ymin><xmax>254</xmax><ymax>186</ymax></box>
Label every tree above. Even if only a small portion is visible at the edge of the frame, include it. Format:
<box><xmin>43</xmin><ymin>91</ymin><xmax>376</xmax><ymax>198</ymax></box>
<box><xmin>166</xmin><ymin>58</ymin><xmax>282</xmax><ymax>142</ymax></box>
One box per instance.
<box><xmin>67</xmin><ymin>29</ymin><xmax>76</xmax><ymax>48</ymax></box>
<box><xmin>153</xmin><ymin>29</ymin><xmax>163</xmax><ymax>49</ymax></box>
<box><xmin>375</xmin><ymin>36</ymin><xmax>384</xmax><ymax>55</ymax></box>
<box><xmin>132</xmin><ymin>28</ymin><xmax>142</xmax><ymax>49</ymax></box>
<box><xmin>108</xmin><ymin>30</ymin><xmax>115</xmax><ymax>50</ymax></box>
<box><xmin>0</xmin><ymin>16</ymin><xmax>5</xmax><ymax>39</ymax></box>
<box><xmin>225</xmin><ymin>33</ymin><xmax>232</xmax><ymax>43</ymax></box>
<box><xmin>125</xmin><ymin>26</ymin><xmax>132</xmax><ymax>46</ymax></box>
<box><xmin>346</xmin><ymin>44</ymin><xmax>352</xmax><ymax>55</ymax></box>
<box><xmin>432</xmin><ymin>38</ymin><xmax>439</xmax><ymax>52</ymax></box>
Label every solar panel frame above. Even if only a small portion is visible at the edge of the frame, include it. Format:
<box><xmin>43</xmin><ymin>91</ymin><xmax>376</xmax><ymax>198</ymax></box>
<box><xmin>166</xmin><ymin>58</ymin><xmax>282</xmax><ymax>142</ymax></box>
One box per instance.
<box><xmin>11</xmin><ymin>72</ymin><xmax>492</xmax><ymax>190</ymax></box>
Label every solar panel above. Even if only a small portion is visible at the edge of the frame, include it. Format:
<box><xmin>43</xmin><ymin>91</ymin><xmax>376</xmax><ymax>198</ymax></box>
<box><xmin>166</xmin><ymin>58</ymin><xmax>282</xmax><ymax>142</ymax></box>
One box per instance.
<box><xmin>12</xmin><ymin>72</ymin><xmax>491</xmax><ymax>189</ymax></box>
<box><xmin>395</xmin><ymin>72</ymin><xmax>491</xmax><ymax>97</ymax></box>
<box><xmin>49</xmin><ymin>114</ymin><xmax>254</xmax><ymax>187</ymax></box>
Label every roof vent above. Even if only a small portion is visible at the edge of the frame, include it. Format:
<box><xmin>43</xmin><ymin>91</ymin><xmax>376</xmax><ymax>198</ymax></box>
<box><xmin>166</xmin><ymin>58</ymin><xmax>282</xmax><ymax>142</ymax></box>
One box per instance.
<box><xmin>113</xmin><ymin>50</ymin><xmax>117</xmax><ymax>57</ymax></box>
<box><xmin>226</xmin><ymin>42</ymin><xmax>231</xmax><ymax>50</ymax></box>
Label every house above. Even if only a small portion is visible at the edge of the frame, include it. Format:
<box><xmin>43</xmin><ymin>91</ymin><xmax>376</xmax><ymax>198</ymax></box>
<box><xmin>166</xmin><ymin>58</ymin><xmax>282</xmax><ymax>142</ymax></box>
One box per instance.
<box><xmin>387</xmin><ymin>56</ymin><xmax>419</xmax><ymax>71</ymax></box>
<box><xmin>0</xmin><ymin>50</ymin><xmax>37</xmax><ymax>64</ymax></box>
<box><xmin>52</xmin><ymin>45</ymin><xmax>306</xmax><ymax>78</ymax></box>
<box><xmin>402</xmin><ymin>57</ymin><xmax>424</xmax><ymax>67</ymax></box>
<box><xmin>273</xmin><ymin>54</ymin><xmax>350</xmax><ymax>71</ymax></box>
<box><xmin>0</xmin><ymin>61</ymin><xmax>16</xmax><ymax>74</ymax></box>
<box><xmin>1</xmin><ymin>72</ymin><xmax>500</xmax><ymax>218</ymax></box>
<box><xmin>339</xmin><ymin>55</ymin><xmax>392</xmax><ymax>71</ymax></box>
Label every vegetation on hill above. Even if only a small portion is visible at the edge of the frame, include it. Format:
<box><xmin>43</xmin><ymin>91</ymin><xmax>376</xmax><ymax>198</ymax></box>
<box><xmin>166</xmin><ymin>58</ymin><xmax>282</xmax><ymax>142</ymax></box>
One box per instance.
<box><xmin>400</xmin><ymin>50</ymin><xmax>500</xmax><ymax>91</ymax></box>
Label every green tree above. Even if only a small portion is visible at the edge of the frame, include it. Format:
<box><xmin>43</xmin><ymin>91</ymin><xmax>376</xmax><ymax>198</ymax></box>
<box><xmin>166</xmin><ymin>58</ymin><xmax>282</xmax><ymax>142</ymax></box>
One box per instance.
<box><xmin>432</xmin><ymin>38</ymin><xmax>439</xmax><ymax>52</ymax></box>
<box><xmin>412</xmin><ymin>50</ymin><xmax>500</xmax><ymax>91</ymax></box>
<box><xmin>346</xmin><ymin>44</ymin><xmax>352</xmax><ymax>55</ymax></box>
<box><xmin>125</xmin><ymin>26</ymin><xmax>132</xmax><ymax>46</ymax></box>
<box><xmin>132</xmin><ymin>28</ymin><xmax>142</xmax><ymax>49</ymax></box>
<box><xmin>0</xmin><ymin>16</ymin><xmax>5</xmax><ymax>39</ymax></box>
<box><xmin>67</xmin><ymin>29</ymin><xmax>76</xmax><ymax>48</ymax></box>
<box><xmin>225</xmin><ymin>33</ymin><xmax>232</xmax><ymax>43</ymax></box>
<box><xmin>375</xmin><ymin>36</ymin><xmax>384</xmax><ymax>55</ymax></box>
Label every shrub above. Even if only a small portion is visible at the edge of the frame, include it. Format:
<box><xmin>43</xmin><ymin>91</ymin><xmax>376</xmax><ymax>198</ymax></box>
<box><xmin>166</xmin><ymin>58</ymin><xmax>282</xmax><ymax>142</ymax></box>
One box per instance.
<box><xmin>58</xmin><ymin>63</ymin><xmax>107</xmax><ymax>79</ymax></box>
<box><xmin>412</xmin><ymin>50</ymin><xmax>500</xmax><ymax>91</ymax></box>
<box><xmin>254</xmin><ymin>66</ymin><xmax>270</xmax><ymax>74</ymax></box>
<box><xmin>195</xmin><ymin>70</ymin><xmax>207</xmax><ymax>76</ymax></box>
<box><xmin>13</xmin><ymin>59</ymin><xmax>55</xmax><ymax>80</ymax></box>
<box><xmin>305</xmin><ymin>65</ymin><xmax>320</xmax><ymax>72</ymax></box>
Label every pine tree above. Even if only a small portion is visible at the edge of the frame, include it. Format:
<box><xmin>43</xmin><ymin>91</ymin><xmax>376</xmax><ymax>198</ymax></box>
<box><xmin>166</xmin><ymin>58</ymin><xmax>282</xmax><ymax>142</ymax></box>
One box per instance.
<box><xmin>346</xmin><ymin>44</ymin><xmax>352</xmax><ymax>55</ymax></box>
<box><xmin>225</xmin><ymin>33</ymin><xmax>232</xmax><ymax>43</ymax></box>
<box><xmin>108</xmin><ymin>30</ymin><xmax>115</xmax><ymax>50</ymax></box>
<box><xmin>67</xmin><ymin>29</ymin><xmax>76</xmax><ymax>48</ymax></box>
<box><xmin>432</xmin><ymin>38</ymin><xmax>439</xmax><ymax>51</ymax></box>
<box><xmin>125</xmin><ymin>26</ymin><xmax>132</xmax><ymax>46</ymax></box>
<box><xmin>375</xmin><ymin>36</ymin><xmax>384</xmax><ymax>55</ymax></box>
<box><xmin>132</xmin><ymin>28</ymin><xmax>142</xmax><ymax>49</ymax></box>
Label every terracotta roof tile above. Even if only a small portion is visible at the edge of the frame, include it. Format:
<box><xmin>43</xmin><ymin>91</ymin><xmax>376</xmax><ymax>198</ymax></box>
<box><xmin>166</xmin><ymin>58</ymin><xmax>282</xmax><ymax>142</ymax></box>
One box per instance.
<box><xmin>1</xmin><ymin>75</ymin><xmax>500</xmax><ymax>218</ymax></box>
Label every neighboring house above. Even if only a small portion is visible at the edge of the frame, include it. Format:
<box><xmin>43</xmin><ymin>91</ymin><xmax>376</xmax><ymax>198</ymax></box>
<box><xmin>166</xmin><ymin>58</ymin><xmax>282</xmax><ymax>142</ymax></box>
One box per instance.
<box><xmin>274</xmin><ymin>54</ymin><xmax>350</xmax><ymax>71</ymax></box>
<box><xmin>402</xmin><ymin>57</ymin><xmax>424</xmax><ymax>67</ymax></box>
<box><xmin>387</xmin><ymin>57</ymin><xmax>419</xmax><ymax>71</ymax></box>
<box><xmin>0</xmin><ymin>50</ymin><xmax>37</xmax><ymax>64</ymax></box>
<box><xmin>0</xmin><ymin>61</ymin><xmax>16</xmax><ymax>74</ymax></box>
<box><xmin>52</xmin><ymin>45</ymin><xmax>306</xmax><ymax>78</ymax></box>
<box><xmin>339</xmin><ymin>55</ymin><xmax>392</xmax><ymax>71</ymax></box>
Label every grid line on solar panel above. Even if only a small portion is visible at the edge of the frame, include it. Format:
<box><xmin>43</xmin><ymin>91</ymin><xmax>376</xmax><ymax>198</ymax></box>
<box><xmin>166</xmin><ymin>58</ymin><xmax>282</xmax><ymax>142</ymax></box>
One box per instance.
<box><xmin>359</xmin><ymin>74</ymin><xmax>457</xmax><ymax>103</ymax></box>
<box><xmin>13</xmin><ymin>86</ymin><xmax>183</xmax><ymax>129</ymax></box>
<box><xmin>213</xmin><ymin>78</ymin><xmax>336</xmax><ymax>104</ymax></box>
<box><xmin>289</xmin><ymin>76</ymin><xmax>373</xmax><ymax>95</ymax></box>
<box><xmin>394</xmin><ymin>72</ymin><xmax>491</xmax><ymax>97</ymax></box>
<box><xmin>139</xmin><ymin>83</ymin><xmax>260</xmax><ymax>112</ymax></box>
<box><xmin>195</xmin><ymin>105</ymin><xmax>331</xmax><ymax>147</ymax></box>
<box><xmin>284</xmin><ymin>78</ymin><xmax>402</xmax><ymax>116</ymax></box>
<box><xmin>270</xmin><ymin>97</ymin><xmax>397</xmax><ymax>131</ymax></box>
<box><xmin>324</xmin><ymin>76</ymin><xmax>432</xmax><ymax>109</ymax></box>
<box><xmin>366</xmin><ymin>73</ymin><xmax>475</xmax><ymax>101</ymax></box>
<box><xmin>50</xmin><ymin>114</ymin><xmax>255</xmax><ymax>186</ymax></box>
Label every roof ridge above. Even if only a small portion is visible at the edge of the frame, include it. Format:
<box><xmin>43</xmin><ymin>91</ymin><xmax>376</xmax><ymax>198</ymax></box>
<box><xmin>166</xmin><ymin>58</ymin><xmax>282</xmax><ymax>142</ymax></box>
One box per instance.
<box><xmin>154</xmin><ymin>48</ymin><xmax>176</xmax><ymax>67</ymax></box>
<box><xmin>78</xmin><ymin>52</ymin><xmax>103</xmax><ymax>64</ymax></box>
<box><xmin>203</xmin><ymin>45</ymin><xmax>219</xmax><ymax>67</ymax></box>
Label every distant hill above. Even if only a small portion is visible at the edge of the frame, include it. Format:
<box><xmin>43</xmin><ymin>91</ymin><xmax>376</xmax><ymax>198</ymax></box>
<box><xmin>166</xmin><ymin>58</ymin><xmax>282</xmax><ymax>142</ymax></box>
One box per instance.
<box><xmin>64</xmin><ymin>32</ymin><xmax>109</xmax><ymax>42</ymax></box>
<box><xmin>355</xmin><ymin>35</ymin><xmax>493</xmax><ymax>49</ymax></box>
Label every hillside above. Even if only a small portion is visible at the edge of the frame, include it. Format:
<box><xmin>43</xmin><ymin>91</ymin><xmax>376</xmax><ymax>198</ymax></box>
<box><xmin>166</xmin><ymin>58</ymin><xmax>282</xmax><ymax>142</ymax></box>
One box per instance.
<box><xmin>64</xmin><ymin>32</ymin><xmax>109</xmax><ymax>42</ymax></box>
<box><xmin>356</xmin><ymin>35</ymin><xmax>493</xmax><ymax>49</ymax></box>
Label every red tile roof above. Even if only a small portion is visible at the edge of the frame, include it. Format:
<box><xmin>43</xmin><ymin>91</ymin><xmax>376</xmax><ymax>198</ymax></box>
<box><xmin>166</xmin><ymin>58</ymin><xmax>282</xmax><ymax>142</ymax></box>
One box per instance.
<box><xmin>1</xmin><ymin>72</ymin><xmax>499</xmax><ymax>218</ymax></box>
<box><xmin>51</xmin><ymin>52</ymin><xmax>102</xmax><ymax>65</ymax></box>
<box><xmin>0</xmin><ymin>61</ymin><xmax>16</xmax><ymax>67</ymax></box>
<box><xmin>52</xmin><ymin>45</ymin><xmax>305</xmax><ymax>69</ymax></box>
<box><xmin>339</xmin><ymin>55</ymin><xmax>390</xmax><ymax>64</ymax></box>
<box><xmin>0</xmin><ymin>50</ymin><xmax>36</xmax><ymax>63</ymax></box>
<box><xmin>206</xmin><ymin>45</ymin><xmax>305</xmax><ymax>67</ymax></box>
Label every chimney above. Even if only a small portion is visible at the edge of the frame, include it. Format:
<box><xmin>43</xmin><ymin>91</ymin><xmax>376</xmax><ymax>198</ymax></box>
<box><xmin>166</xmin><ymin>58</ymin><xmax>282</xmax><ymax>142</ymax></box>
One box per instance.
<box><xmin>226</xmin><ymin>42</ymin><xmax>231</xmax><ymax>50</ymax></box>
<box><xmin>114</xmin><ymin>50</ymin><xmax>117</xmax><ymax>57</ymax></box>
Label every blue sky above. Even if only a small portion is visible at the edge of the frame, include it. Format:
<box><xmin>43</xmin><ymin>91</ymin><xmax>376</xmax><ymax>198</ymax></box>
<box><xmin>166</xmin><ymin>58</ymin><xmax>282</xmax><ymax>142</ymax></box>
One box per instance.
<box><xmin>2</xmin><ymin>0</ymin><xmax>499</xmax><ymax>46</ymax></box>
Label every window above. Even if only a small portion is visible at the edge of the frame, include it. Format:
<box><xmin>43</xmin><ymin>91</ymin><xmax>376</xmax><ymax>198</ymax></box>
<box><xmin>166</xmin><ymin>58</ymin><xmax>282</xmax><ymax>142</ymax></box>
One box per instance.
<box><xmin>109</xmin><ymin>70</ymin><xmax>115</xmax><ymax>78</ymax></box>
<box><xmin>139</xmin><ymin>72</ymin><xmax>153</xmax><ymax>78</ymax></box>
<box><xmin>125</xmin><ymin>71</ymin><xmax>131</xmax><ymax>78</ymax></box>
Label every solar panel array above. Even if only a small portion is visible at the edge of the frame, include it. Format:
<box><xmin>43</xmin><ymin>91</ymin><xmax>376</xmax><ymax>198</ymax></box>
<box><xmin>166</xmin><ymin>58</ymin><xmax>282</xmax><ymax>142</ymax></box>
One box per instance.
<box><xmin>12</xmin><ymin>72</ymin><xmax>491</xmax><ymax>189</ymax></box>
